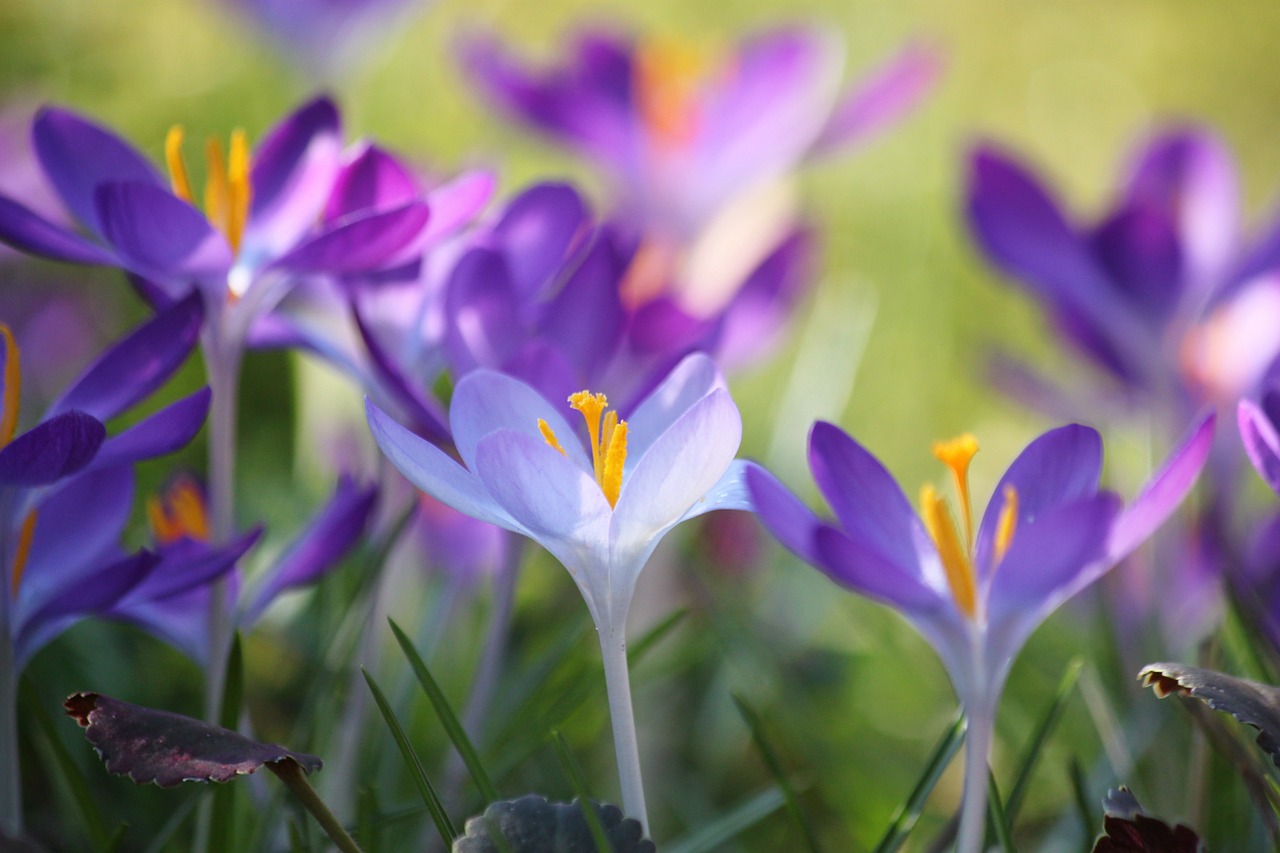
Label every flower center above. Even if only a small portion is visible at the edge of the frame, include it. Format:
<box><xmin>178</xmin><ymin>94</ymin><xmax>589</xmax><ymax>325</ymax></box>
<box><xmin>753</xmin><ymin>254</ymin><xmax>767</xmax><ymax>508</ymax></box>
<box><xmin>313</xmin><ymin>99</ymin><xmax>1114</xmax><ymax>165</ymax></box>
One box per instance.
<box><xmin>919</xmin><ymin>434</ymin><xmax>1019</xmax><ymax>619</ymax></box>
<box><xmin>165</xmin><ymin>125</ymin><xmax>253</xmax><ymax>258</ymax></box>
<box><xmin>634</xmin><ymin>38</ymin><xmax>713</xmax><ymax>149</ymax></box>
<box><xmin>147</xmin><ymin>475</ymin><xmax>211</xmax><ymax>544</ymax></box>
<box><xmin>538</xmin><ymin>391</ymin><xmax>629</xmax><ymax>508</ymax></box>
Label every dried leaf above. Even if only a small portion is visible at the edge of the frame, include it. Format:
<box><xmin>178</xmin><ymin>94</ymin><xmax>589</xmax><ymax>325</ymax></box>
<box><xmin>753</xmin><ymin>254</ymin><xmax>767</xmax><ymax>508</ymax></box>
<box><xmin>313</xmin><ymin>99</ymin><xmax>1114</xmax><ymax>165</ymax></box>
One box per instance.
<box><xmin>1140</xmin><ymin>661</ymin><xmax>1280</xmax><ymax>766</ymax></box>
<box><xmin>65</xmin><ymin>692</ymin><xmax>321</xmax><ymax>787</ymax></box>
<box><xmin>452</xmin><ymin>794</ymin><xmax>654</xmax><ymax>853</ymax></box>
<box><xmin>1091</xmin><ymin>787</ymin><xmax>1202</xmax><ymax>853</ymax></box>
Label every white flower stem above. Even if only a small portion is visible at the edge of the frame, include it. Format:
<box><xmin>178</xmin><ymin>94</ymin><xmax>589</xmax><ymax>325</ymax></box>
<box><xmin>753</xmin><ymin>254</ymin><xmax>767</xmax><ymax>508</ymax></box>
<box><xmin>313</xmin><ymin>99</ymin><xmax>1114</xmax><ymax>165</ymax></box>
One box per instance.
<box><xmin>598</xmin><ymin>621</ymin><xmax>649</xmax><ymax>836</ymax></box>
<box><xmin>956</xmin><ymin>701</ymin><xmax>995</xmax><ymax>853</ymax></box>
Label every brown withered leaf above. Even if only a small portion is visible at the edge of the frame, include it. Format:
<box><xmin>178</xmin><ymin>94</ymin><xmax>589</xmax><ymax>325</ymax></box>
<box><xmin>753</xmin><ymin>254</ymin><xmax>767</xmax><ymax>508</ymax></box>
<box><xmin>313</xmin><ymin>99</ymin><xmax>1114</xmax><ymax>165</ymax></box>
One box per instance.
<box><xmin>1139</xmin><ymin>662</ymin><xmax>1280</xmax><ymax>767</ymax></box>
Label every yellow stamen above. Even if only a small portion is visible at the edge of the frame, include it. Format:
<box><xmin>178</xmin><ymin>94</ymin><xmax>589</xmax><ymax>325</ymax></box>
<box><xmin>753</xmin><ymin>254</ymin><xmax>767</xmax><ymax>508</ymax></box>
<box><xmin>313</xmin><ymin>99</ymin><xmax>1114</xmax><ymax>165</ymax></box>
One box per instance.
<box><xmin>994</xmin><ymin>485</ymin><xmax>1019</xmax><ymax>565</ymax></box>
<box><xmin>226</xmin><ymin>129</ymin><xmax>252</xmax><ymax>254</ymax></box>
<box><xmin>539</xmin><ymin>418</ymin><xmax>567</xmax><ymax>456</ymax></box>
<box><xmin>10</xmin><ymin>510</ymin><xmax>36</xmax><ymax>595</ymax></box>
<box><xmin>0</xmin><ymin>325</ymin><xmax>20</xmax><ymax>448</ymax></box>
<box><xmin>147</xmin><ymin>478</ymin><xmax>210</xmax><ymax>545</ymax></box>
<box><xmin>601</xmin><ymin>421</ymin><xmax>628</xmax><ymax>508</ymax></box>
<box><xmin>205</xmin><ymin>136</ymin><xmax>230</xmax><ymax>242</ymax></box>
<box><xmin>932</xmin><ymin>434</ymin><xmax>979</xmax><ymax>548</ymax></box>
<box><xmin>634</xmin><ymin>38</ymin><xmax>707</xmax><ymax>148</ymax></box>
<box><xmin>920</xmin><ymin>484</ymin><xmax>976</xmax><ymax>618</ymax></box>
<box><xmin>165</xmin><ymin>125</ymin><xmax>194</xmax><ymax>203</ymax></box>
<box><xmin>569</xmin><ymin>391</ymin><xmax>609</xmax><ymax>481</ymax></box>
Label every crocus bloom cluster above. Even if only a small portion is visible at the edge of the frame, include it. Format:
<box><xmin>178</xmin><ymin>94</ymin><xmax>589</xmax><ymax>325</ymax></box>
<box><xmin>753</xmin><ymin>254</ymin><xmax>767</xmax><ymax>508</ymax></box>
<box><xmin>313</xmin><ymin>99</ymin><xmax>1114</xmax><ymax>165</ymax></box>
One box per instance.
<box><xmin>968</xmin><ymin>129</ymin><xmax>1280</xmax><ymax>415</ymax></box>
<box><xmin>747</xmin><ymin>415</ymin><xmax>1214</xmax><ymax>853</ymax></box>
<box><xmin>367</xmin><ymin>351</ymin><xmax>751</xmax><ymax>829</ymax></box>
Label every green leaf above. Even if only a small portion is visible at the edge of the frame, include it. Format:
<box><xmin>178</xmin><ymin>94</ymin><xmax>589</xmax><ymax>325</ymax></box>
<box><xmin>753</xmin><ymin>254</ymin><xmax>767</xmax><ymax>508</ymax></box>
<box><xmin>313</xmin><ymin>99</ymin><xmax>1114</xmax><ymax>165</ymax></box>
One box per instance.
<box><xmin>871</xmin><ymin>711</ymin><xmax>966</xmax><ymax>853</ymax></box>
<box><xmin>986</xmin><ymin>769</ymin><xmax>1014</xmax><ymax>853</ymax></box>
<box><xmin>731</xmin><ymin>694</ymin><xmax>824</xmax><ymax>853</ymax></box>
<box><xmin>389</xmin><ymin>617</ymin><xmax>499</xmax><ymax>803</ymax></box>
<box><xmin>550</xmin><ymin>730</ymin><xmax>614</xmax><ymax>853</ymax></box>
<box><xmin>1005</xmin><ymin>657</ymin><xmax>1083</xmax><ymax>825</ymax></box>
<box><xmin>664</xmin><ymin>787</ymin><xmax>787</xmax><ymax>853</ymax></box>
<box><xmin>361</xmin><ymin>668</ymin><xmax>456</xmax><ymax>843</ymax></box>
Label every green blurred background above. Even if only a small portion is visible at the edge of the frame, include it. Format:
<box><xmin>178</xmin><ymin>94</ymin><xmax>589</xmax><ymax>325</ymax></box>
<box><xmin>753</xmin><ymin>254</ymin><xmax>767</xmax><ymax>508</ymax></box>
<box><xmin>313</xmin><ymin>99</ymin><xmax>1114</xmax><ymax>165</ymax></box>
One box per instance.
<box><xmin>5</xmin><ymin>0</ymin><xmax>1280</xmax><ymax>849</ymax></box>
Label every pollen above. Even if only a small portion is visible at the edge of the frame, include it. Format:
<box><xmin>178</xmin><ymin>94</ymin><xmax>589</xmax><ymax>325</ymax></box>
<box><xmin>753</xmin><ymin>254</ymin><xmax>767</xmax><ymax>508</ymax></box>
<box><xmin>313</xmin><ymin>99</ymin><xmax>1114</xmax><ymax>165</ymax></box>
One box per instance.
<box><xmin>634</xmin><ymin>37</ymin><xmax>708</xmax><ymax>148</ymax></box>
<box><xmin>165</xmin><ymin>124</ymin><xmax>253</xmax><ymax>256</ymax></box>
<box><xmin>0</xmin><ymin>325</ymin><xmax>20</xmax><ymax>448</ymax></box>
<box><xmin>564</xmin><ymin>390</ymin><xmax>629</xmax><ymax>509</ymax></box>
<box><xmin>539</xmin><ymin>418</ymin><xmax>567</xmax><ymax>456</ymax></box>
<box><xmin>9</xmin><ymin>510</ymin><xmax>36</xmax><ymax>595</ymax></box>
<box><xmin>147</xmin><ymin>477</ymin><xmax>211</xmax><ymax>545</ymax></box>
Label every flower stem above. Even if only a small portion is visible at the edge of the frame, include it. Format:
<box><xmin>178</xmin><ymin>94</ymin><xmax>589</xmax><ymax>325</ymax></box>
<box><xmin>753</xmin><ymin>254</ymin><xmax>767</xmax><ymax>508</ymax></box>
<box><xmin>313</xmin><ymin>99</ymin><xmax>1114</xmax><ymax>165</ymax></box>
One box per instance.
<box><xmin>956</xmin><ymin>702</ymin><xmax>994</xmax><ymax>853</ymax></box>
<box><xmin>0</xmin><ymin>628</ymin><xmax>19</xmax><ymax>837</ymax></box>
<box><xmin>598</xmin><ymin>621</ymin><xmax>649</xmax><ymax>836</ymax></box>
<box><xmin>268</xmin><ymin>760</ymin><xmax>364</xmax><ymax>853</ymax></box>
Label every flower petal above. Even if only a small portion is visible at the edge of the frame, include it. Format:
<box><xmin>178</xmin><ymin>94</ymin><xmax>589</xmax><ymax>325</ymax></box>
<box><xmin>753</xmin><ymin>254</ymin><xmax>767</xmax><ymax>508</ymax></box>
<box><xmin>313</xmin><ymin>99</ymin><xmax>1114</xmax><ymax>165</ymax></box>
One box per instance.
<box><xmin>0</xmin><ymin>194</ymin><xmax>117</xmax><ymax>264</ymax></box>
<box><xmin>812</xmin><ymin>525</ymin><xmax>943</xmax><ymax>614</ymax></box>
<box><xmin>813</xmin><ymin>40</ymin><xmax>943</xmax><ymax>155</ymax></box>
<box><xmin>323</xmin><ymin>143</ymin><xmax>420</xmax><ymax>223</ymax></box>
<box><xmin>746</xmin><ymin>462</ymin><xmax>823</xmax><ymax>564</ymax></box>
<box><xmin>273</xmin><ymin>202</ymin><xmax>430</xmax><ymax>274</ymax></box>
<box><xmin>49</xmin><ymin>292</ymin><xmax>203</xmax><ymax>421</ymax></box>
<box><xmin>351</xmin><ymin>304</ymin><xmax>452</xmax><ymax>444</ymax></box>
<box><xmin>492</xmin><ymin>182</ymin><xmax>589</xmax><ymax>295</ymax></box>
<box><xmin>33</xmin><ymin>107</ymin><xmax>164</xmax><ymax>234</ymax></box>
<box><xmin>365</xmin><ymin>398</ymin><xmax>521</xmax><ymax>533</ymax></box>
<box><xmin>537</xmin><ymin>231</ymin><xmax>627</xmax><ymax>381</ymax></box>
<box><xmin>449</xmin><ymin>368</ymin><xmax>591</xmax><ymax>474</ymax></box>
<box><xmin>422</xmin><ymin>169</ymin><xmax>495</xmax><ymax>243</ymax></box>
<box><xmin>678</xmin><ymin>458</ymin><xmax>754</xmax><ymax>521</ymax></box>
<box><xmin>94</xmin><ymin>182</ymin><xmax>232</xmax><ymax>285</ymax></box>
<box><xmin>1242</xmin><ymin>399</ymin><xmax>1280</xmax><ymax>495</ymax></box>
<box><xmin>87</xmin><ymin>388</ymin><xmax>211</xmax><ymax>470</ymax></box>
<box><xmin>1090</xmin><ymin>205</ymin><xmax>1182</xmax><ymax>322</ymax></box>
<box><xmin>624</xmin><ymin>352</ymin><xmax>726</xmax><ymax>460</ymax></box>
<box><xmin>0</xmin><ymin>410</ymin><xmax>105</xmax><ymax>487</ymax></box>
<box><xmin>1108</xmin><ymin>412</ymin><xmax>1215</xmax><ymax>563</ymax></box>
<box><xmin>443</xmin><ymin>246</ymin><xmax>523</xmax><ymax>374</ymax></box>
<box><xmin>248</xmin><ymin>96</ymin><xmax>343</xmax><ymax>254</ymax></box>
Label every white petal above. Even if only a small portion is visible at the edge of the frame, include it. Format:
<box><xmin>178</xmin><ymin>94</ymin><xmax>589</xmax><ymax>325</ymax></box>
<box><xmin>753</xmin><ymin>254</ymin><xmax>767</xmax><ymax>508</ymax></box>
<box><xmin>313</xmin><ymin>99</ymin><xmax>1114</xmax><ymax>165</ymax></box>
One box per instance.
<box><xmin>450</xmin><ymin>370</ymin><xmax>591</xmax><ymax>473</ymax></box>
<box><xmin>624</xmin><ymin>353</ymin><xmax>726</xmax><ymax>463</ymax></box>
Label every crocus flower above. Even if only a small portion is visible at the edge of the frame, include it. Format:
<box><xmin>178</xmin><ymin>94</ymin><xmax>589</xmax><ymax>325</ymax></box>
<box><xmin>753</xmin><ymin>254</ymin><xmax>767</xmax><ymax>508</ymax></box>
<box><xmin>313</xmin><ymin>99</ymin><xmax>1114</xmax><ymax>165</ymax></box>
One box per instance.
<box><xmin>366</xmin><ymin>351</ymin><xmax>752</xmax><ymax>831</ymax></box>
<box><xmin>1239</xmin><ymin>367</ymin><xmax>1280</xmax><ymax>496</ymax></box>
<box><xmin>747</xmin><ymin>416</ymin><xmax>1214</xmax><ymax>853</ymax></box>
<box><xmin>967</xmin><ymin>129</ymin><xmax>1280</xmax><ymax>415</ymax></box>
<box><xmin>461</xmin><ymin>26</ymin><xmax>939</xmax><ymax>238</ymax></box>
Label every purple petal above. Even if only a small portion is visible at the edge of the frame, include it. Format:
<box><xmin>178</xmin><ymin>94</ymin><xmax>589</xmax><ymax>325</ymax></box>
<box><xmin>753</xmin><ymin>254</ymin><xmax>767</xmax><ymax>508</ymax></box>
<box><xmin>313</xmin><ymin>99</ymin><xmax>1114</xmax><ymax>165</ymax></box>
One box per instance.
<box><xmin>0</xmin><ymin>194</ymin><xmax>117</xmax><ymax>264</ymax></box>
<box><xmin>248</xmin><ymin>96</ymin><xmax>342</xmax><ymax>252</ymax></box>
<box><xmin>273</xmin><ymin>201</ymin><xmax>429</xmax><ymax>274</ymax></box>
<box><xmin>240</xmin><ymin>477</ymin><xmax>377</xmax><ymax>626</ymax></box>
<box><xmin>624</xmin><ymin>352</ymin><xmax>726</xmax><ymax>461</ymax></box>
<box><xmin>492</xmin><ymin>183</ymin><xmax>589</xmax><ymax>295</ymax></box>
<box><xmin>49</xmin><ymin>293</ymin><xmax>203</xmax><ymax>421</ymax></box>
<box><xmin>537</xmin><ymin>230</ymin><xmax>626</xmax><ymax>374</ymax></box>
<box><xmin>121</xmin><ymin>531</ymin><xmax>259</xmax><ymax>604</ymax></box>
<box><xmin>1241</xmin><ymin>399</ymin><xmax>1280</xmax><ymax>494</ymax></box>
<box><xmin>351</xmin><ymin>304</ymin><xmax>451</xmax><ymax>444</ymax></box>
<box><xmin>449</xmin><ymin>369</ymin><xmax>591</xmax><ymax>474</ymax></box>
<box><xmin>500</xmin><ymin>340</ymin><xmax>580</xmax><ymax>406</ymax></box>
<box><xmin>16</xmin><ymin>550</ymin><xmax>156</xmax><ymax>665</ymax></box>
<box><xmin>677</xmin><ymin>458</ymin><xmax>754</xmax><ymax>521</ymax></box>
<box><xmin>421</xmin><ymin>169</ymin><xmax>495</xmax><ymax>243</ymax></box>
<box><xmin>323</xmin><ymin>143</ymin><xmax>419</xmax><ymax>223</ymax></box>
<box><xmin>0</xmin><ymin>410</ymin><xmax>105</xmax><ymax>486</ymax></box>
<box><xmin>94</xmin><ymin>182</ymin><xmax>232</xmax><ymax>283</ymax></box>
<box><xmin>612</xmin><ymin>389</ymin><xmax>742</xmax><ymax>568</ymax></box>
<box><xmin>812</xmin><ymin>525</ymin><xmax>942</xmax><ymax>613</ymax></box>
<box><xmin>808</xmin><ymin>421</ymin><xmax>925</xmax><ymax>574</ymax></box>
<box><xmin>813</xmin><ymin>40</ymin><xmax>943</xmax><ymax>155</ymax></box>
<box><xmin>974</xmin><ymin>424</ymin><xmax>1103</xmax><ymax>576</ymax></box>
<box><xmin>443</xmin><ymin>247</ymin><xmax>523</xmax><ymax>373</ymax></box>
<box><xmin>1108</xmin><ymin>412</ymin><xmax>1215</xmax><ymax>562</ymax></box>
<box><xmin>713</xmin><ymin>227</ymin><xmax>815</xmax><ymax>370</ymax></box>
<box><xmin>88</xmin><ymin>388</ymin><xmax>211</xmax><ymax>470</ymax></box>
<box><xmin>414</xmin><ymin>494</ymin><xmax>511</xmax><ymax>585</ymax></box>
<box><xmin>33</xmin><ymin>107</ymin><xmax>164</xmax><ymax>234</ymax></box>
<box><xmin>746</xmin><ymin>462</ymin><xmax>822</xmax><ymax>564</ymax></box>
<box><xmin>1090</xmin><ymin>205</ymin><xmax>1182</xmax><ymax>322</ymax></box>
<box><xmin>365</xmin><ymin>398</ymin><xmax>520</xmax><ymax>532</ymax></box>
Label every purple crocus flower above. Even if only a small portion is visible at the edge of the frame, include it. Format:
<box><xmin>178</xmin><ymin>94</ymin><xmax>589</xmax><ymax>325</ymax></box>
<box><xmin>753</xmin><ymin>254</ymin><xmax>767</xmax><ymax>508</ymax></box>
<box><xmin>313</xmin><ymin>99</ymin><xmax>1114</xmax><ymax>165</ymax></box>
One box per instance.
<box><xmin>1239</xmin><ymin>365</ymin><xmax>1280</xmax><ymax>496</ymax></box>
<box><xmin>967</xmin><ymin>129</ymin><xmax>1280</xmax><ymax>414</ymax></box>
<box><xmin>747</xmin><ymin>416</ymin><xmax>1214</xmax><ymax>853</ymax></box>
<box><xmin>461</xmin><ymin>26</ymin><xmax>940</xmax><ymax>238</ymax></box>
<box><xmin>366</xmin><ymin>351</ymin><xmax>751</xmax><ymax>831</ymax></box>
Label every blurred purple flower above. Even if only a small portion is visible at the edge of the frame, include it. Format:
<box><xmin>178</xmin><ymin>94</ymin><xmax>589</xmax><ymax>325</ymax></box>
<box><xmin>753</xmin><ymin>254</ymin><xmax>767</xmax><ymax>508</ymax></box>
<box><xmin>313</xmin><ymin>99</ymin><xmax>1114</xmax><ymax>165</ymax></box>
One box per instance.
<box><xmin>1239</xmin><ymin>366</ymin><xmax>1280</xmax><ymax>495</ymax></box>
<box><xmin>747</xmin><ymin>416</ymin><xmax>1214</xmax><ymax>853</ymax></box>
<box><xmin>366</xmin><ymin>352</ymin><xmax>752</xmax><ymax>827</ymax></box>
<box><xmin>967</xmin><ymin>129</ymin><xmax>1280</xmax><ymax>413</ymax></box>
<box><xmin>461</xmin><ymin>26</ymin><xmax>939</xmax><ymax>237</ymax></box>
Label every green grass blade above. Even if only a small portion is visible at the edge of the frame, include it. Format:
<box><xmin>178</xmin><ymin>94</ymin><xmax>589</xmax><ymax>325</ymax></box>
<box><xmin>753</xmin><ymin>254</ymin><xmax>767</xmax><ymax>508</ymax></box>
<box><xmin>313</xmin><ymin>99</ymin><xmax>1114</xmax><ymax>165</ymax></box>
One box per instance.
<box><xmin>361</xmin><ymin>668</ymin><xmax>456</xmax><ymax>843</ymax></box>
<box><xmin>388</xmin><ymin>617</ymin><xmax>499</xmax><ymax>803</ymax></box>
<box><xmin>1068</xmin><ymin>759</ymin><xmax>1094</xmax><ymax>844</ymax></box>
<box><xmin>550</xmin><ymin>730</ymin><xmax>614</xmax><ymax>852</ymax></box>
<box><xmin>986</xmin><ymin>769</ymin><xmax>1014</xmax><ymax>853</ymax></box>
<box><xmin>1004</xmin><ymin>657</ymin><xmax>1083</xmax><ymax>826</ymax></box>
<box><xmin>20</xmin><ymin>677</ymin><xmax>112</xmax><ymax>849</ymax></box>
<box><xmin>664</xmin><ymin>787</ymin><xmax>787</xmax><ymax>853</ymax></box>
<box><xmin>731</xmin><ymin>694</ymin><xmax>824</xmax><ymax>853</ymax></box>
<box><xmin>871</xmin><ymin>711</ymin><xmax>966</xmax><ymax>853</ymax></box>
<box><xmin>628</xmin><ymin>607</ymin><xmax>687</xmax><ymax>660</ymax></box>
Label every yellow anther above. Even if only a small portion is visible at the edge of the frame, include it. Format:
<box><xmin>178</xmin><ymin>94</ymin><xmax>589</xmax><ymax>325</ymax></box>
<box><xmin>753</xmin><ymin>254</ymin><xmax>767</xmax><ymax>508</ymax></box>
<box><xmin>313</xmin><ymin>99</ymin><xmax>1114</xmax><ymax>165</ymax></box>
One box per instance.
<box><xmin>205</xmin><ymin>136</ymin><xmax>230</xmax><ymax>242</ymax></box>
<box><xmin>932</xmin><ymin>434</ymin><xmax>979</xmax><ymax>548</ymax></box>
<box><xmin>10</xmin><ymin>510</ymin><xmax>36</xmax><ymax>595</ymax></box>
<box><xmin>539</xmin><ymin>418</ymin><xmax>567</xmax><ymax>456</ymax></box>
<box><xmin>601</xmin><ymin>421</ymin><xmax>628</xmax><ymax>508</ymax></box>
<box><xmin>920</xmin><ymin>484</ymin><xmax>976</xmax><ymax>618</ymax></box>
<box><xmin>0</xmin><ymin>325</ymin><xmax>20</xmax><ymax>448</ymax></box>
<box><xmin>569</xmin><ymin>391</ymin><xmax>610</xmax><ymax>480</ymax></box>
<box><xmin>993</xmin><ymin>485</ymin><xmax>1019</xmax><ymax>565</ymax></box>
<box><xmin>165</xmin><ymin>126</ymin><xmax>194</xmax><ymax>203</ymax></box>
<box><xmin>226</xmin><ymin>129</ymin><xmax>252</xmax><ymax>254</ymax></box>
<box><xmin>147</xmin><ymin>478</ymin><xmax>210</xmax><ymax>545</ymax></box>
